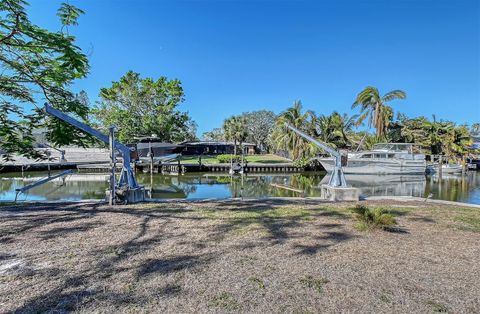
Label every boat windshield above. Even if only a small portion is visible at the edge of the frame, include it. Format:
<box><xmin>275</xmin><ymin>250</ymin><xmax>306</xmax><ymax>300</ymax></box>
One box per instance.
<box><xmin>372</xmin><ymin>143</ymin><xmax>413</xmax><ymax>152</ymax></box>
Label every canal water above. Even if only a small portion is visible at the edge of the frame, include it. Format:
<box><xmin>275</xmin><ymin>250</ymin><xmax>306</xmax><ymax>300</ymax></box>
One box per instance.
<box><xmin>1</xmin><ymin>171</ymin><xmax>479</xmax><ymax>205</ymax></box>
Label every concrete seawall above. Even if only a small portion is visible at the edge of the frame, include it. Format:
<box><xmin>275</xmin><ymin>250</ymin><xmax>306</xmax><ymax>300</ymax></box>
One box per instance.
<box><xmin>1</xmin><ymin>148</ymin><xmax>305</xmax><ymax>173</ymax></box>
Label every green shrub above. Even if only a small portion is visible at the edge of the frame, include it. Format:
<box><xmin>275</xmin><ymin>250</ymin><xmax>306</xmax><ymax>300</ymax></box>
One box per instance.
<box><xmin>216</xmin><ymin>154</ymin><xmax>241</xmax><ymax>163</ymax></box>
<box><xmin>351</xmin><ymin>205</ymin><xmax>396</xmax><ymax>231</ymax></box>
<box><xmin>300</xmin><ymin>275</ymin><xmax>329</xmax><ymax>293</ymax></box>
<box><xmin>293</xmin><ymin>157</ymin><xmax>311</xmax><ymax>168</ymax></box>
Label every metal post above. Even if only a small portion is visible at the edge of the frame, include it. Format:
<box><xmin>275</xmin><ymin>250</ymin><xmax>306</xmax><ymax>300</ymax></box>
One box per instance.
<box><xmin>60</xmin><ymin>150</ymin><xmax>66</xmax><ymax>163</ymax></box>
<box><xmin>149</xmin><ymin>142</ymin><xmax>154</xmax><ymax>198</ymax></box>
<box><xmin>109</xmin><ymin>126</ymin><xmax>116</xmax><ymax>206</ymax></box>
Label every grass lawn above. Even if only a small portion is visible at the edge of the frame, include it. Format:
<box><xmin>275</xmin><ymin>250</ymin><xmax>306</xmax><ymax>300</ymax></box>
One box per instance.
<box><xmin>178</xmin><ymin>154</ymin><xmax>291</xmax><ymax>165</ymax></box>
<box><xmin>0</xmin><ymin>199</ymin><xmax>479</xmax><ymax>313</ymax></box>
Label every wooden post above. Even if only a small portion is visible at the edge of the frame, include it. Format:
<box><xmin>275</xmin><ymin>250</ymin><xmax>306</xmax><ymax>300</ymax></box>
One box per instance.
<box><xmin>108</xmin><ymin>126</ymin><xmax>116</xmax><ymax>206</ymax></box>
<box><xmin>438</xmin><ymin>155</ymin><xmax>443</xmax><ymax>178</ymax></box>
<box><xmin>149</xmin><ymin>142</ymin><xmax>154</xmax><ymax>177</ymax></box>
<box><xmin>46</xmin><ymin>150</ymin><xmax>51</xmax><ymax>177</ymax></box>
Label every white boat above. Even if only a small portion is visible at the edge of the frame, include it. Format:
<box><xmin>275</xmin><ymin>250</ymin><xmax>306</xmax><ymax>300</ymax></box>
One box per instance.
<box><xmin>426</xmin><ymin>163</ymin><xmax>463</xmax><ymax>174</ymax></box>
<box><xmin>317</xmin><ymin>143</ymin><xmax>426</xmax><ymax>175</ymax></box>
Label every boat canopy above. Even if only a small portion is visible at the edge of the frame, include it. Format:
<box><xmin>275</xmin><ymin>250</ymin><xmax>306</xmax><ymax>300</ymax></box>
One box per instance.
<box><xmin>372</xmin><ymin>143</ymin><xmax>415</xmax><ymax>153</ymax></box>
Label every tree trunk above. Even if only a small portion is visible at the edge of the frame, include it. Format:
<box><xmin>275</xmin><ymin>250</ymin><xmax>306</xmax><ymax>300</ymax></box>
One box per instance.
<box><xmin>234</xmin><ymin>139</ymin><xmax>237</xmax><ymax>156</ymax></box>
<box><xmin>375</xmin><ymin>102</ymin><xmax>380</xmax><ymax>137</ymax></box>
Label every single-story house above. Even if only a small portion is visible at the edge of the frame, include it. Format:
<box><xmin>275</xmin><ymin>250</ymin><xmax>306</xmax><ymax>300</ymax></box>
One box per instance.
<box><xmin>181</xmin><ymin>141</ymin><xmax>256</xmax><ymax>155</ymax></box>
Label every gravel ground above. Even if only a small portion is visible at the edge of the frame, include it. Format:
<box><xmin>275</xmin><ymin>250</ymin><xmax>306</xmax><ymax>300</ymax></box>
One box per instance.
<box><xmin>0</xmin><ymin>199</ymin><xmax>479</xmax><ymax>313</ymax></box>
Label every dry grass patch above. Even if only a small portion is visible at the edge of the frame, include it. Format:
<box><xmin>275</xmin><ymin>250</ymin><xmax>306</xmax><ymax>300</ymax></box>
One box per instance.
<box><xmin>0</xmin><ymin>199</ymin><xmax>479</xmax><ymax>313</ymax></box>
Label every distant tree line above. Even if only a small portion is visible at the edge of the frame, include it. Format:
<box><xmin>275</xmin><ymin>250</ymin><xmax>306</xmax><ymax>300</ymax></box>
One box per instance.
<box><xmin>204</xmin><ymin>87</ymin><xmax>478</xmax><ymax>163</ymax></box>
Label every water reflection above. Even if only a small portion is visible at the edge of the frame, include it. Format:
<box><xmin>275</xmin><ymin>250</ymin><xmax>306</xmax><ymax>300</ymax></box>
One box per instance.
<box><xmin>0</xmin><ymin>172</ymin><xmax>109</xmax><ymax>201</ymax></box>
<box><xmin>137</xmin><ymin>173</ymin><xmax>318</xmax><ymax>199</ymax></box>
<box><xmin>321</xmin><ymin>174</ymin><xmax>427</xmax><ymax>198</ymax></box>
<box><xmin>425</xmin><ymin>172</ymin><xmax>480</xmax><ymax>204</ymax></box>
<box><xmin>0</xmin><ymin>171</ymin><xmax>479</xmax><ymax>204</ymax></box>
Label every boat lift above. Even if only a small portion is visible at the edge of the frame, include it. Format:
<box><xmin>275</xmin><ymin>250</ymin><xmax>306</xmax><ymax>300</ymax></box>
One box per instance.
<box><xmin>44</xmin><ymin>104</ymin><xmax>144</xmax><ymax>203</ymax></box>
<box><xmin>285</xmin><ymin>123</ymin><xmax>347</xmax><ymax>187</ymax></box>
<box><xmin>285</xmin><ymin>123</ymin><xmax>358</xmax><ymax>201</ymax></box>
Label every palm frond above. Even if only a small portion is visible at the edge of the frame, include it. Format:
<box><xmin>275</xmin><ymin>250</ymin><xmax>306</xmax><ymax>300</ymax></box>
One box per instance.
<box><xmin>382</xmin><ymin>90</ymin><xmax>406</xmax><ymax>102</ymax></box>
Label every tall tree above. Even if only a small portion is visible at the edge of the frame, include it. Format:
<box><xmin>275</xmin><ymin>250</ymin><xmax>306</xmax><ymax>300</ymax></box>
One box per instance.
<box><xmin>389</xmin><ymin>114</ymin><xmax>473</xmax><ymax>157</ymax></box>
<box><xmin>471</xmin><ymin>123</ymin><xmax>480</xmax><ymax>134</ymax></box>
<box><xmin>388</xmin><ymin>113</ymin><xmax>429</xmax><ymax>147</ymax></box>
<box><xmin>0</xmin><ymin>0</ymin><xmax>90</xmax><ymax>161</ymax></box>
<box><xmin>241</xmin><ymin>110</ymin><xmax>277</xmax><ymax>152</ymax></box>
<box><xmin>272</xmin><ymin>100</ymin><xmax>315</xmax><ymax>160</ymax></box>
<box><xmin>93</xmin><ymin>71</ymin><xmax>197</xmax><ymax>143</ymax></box>
<box><xmin>352</xmin><ymin>86</ymin><xmax>406</xmax><ymax>138</ymax></box>
<box><xmin>223</xmin><ymin>115</ymin><xmax>247</xmax><ymax>155</ymax></box>
<box><xmin>202</xmin><ymin>128</ymin><xmax>225</xmax><ymax>141</ymax></box>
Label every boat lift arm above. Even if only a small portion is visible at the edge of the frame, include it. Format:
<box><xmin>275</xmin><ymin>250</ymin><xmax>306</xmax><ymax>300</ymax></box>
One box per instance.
<box><xmin>284</xmin><ymin>123</ymin><xmax>347</xmax><ymax>187</ymax></box>
<box><xmin>44</xmin><ymin>104</ymin><xmax>138</xmax><ymax>188</ymax></box>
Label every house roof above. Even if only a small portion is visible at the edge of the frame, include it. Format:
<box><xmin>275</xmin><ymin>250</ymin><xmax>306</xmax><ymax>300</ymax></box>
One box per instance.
<box><xmin>183</xmin><ymin>141</ymin><xmax>255</xmax><ymax>146</ymax></box>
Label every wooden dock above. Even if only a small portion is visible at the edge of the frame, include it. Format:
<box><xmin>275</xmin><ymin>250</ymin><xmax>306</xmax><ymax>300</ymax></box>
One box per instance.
<box><xmin>77</xmin><ymin>162</ymin><xmax>302</xmax><ymax>173</ymax></box>
<box><xmin>134</xmin><ymin>162</ymin><xmax>302</xmax><ymax>174</ymax></box>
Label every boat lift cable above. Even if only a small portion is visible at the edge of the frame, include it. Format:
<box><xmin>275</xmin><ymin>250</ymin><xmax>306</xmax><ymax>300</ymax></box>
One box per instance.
<box><xmin>44</xmin><ymin>103</ymin><xmax>139</xmax><ymax>189</ymax></box>
<box><xmin>41</xmin><ymin>143</ymin><xmax>67</xmax><ymax>162</ymax></box>
<box><xmin>284</xmin><ymin>123</ymin><xmax>347</xmax><ymax>187</ymax></box>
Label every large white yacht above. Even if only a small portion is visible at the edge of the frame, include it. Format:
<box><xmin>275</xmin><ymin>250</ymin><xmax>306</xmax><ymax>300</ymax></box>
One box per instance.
<box><xmin>317</xmin><ymin>143</ymin><xmax>426</xmax><ymax>174</ymax></box>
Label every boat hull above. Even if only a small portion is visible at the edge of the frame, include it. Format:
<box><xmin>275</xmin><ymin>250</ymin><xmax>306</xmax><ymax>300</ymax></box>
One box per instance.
<box><xmin>135</xmin><ymin>143</ymin><xmax>184</xmax><ymax>162</ymax></box>
<box><xmin>318</xmin><ymin>158</ymin><xmax>426</xmax><ymax>174</ymax></box>
<box><xmin>426</xmin><ymin>164</ymin><xmax>463</xmax><ymax>174</ymax></box>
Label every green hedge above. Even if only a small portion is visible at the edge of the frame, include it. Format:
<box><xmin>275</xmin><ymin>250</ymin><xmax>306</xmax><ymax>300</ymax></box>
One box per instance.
<box><xmin>216</xmin><ymin>154</ymin><xmax>241</xmax><ymax>163</ymax></box>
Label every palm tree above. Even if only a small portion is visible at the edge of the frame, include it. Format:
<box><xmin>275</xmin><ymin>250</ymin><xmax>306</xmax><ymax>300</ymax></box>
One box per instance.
<box><xmin>352</xmin><ymin>86</ymin><xmax>406</xmax><ymax>138</ymax></box>
<box><xmin>422</xmin><ymin>115</ymin><xmax>449</xmax><ymax>155</ymax></box>
<box><xmin>223</xmin><ymin>115</ymin><xmax>247</xmax><ymax>155</ymax></box>
<box><xmin>421</xmin><ymin>115</ymin><xmax>472</xmax><ymax>157</ymax></box>
<box><xmin>449</xmin><ymin>125</ymin><xmax>472</xmax><ymax>156</ymax></box>
<box><xmin>272</xmin><ymin>100</ymin><xmax>315</xmax><ymax>160</ymax></box>
<box><xmin>388</xmin><ymin>114</ymin><xmax>429</xmax><ymax>148</ymax></box>
<box><xmin>471</xmin><ymin>123</ymin><xmax>480</xmax><ymax>134</ymax></box>
<box><xmin>313</xmin><ymin>112</ymin><xmax>358</xmax><ymax>148</ymax></box>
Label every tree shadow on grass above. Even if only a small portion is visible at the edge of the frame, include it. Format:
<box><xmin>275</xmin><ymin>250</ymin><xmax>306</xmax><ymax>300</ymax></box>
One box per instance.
<box><xmin>383</xmin><ymin>226</ymin><xmax>409</xmax><ymax>234</ymax></box>
<box><xmin>407</xmin><ymin>215</ymin><xmax>436</xmax><ymax>223</ymax></box>
<box><xmin>39</xmin><ymin>222</ymin><xmax>104</xmax><ymax>240</ymax></box>
<box><xmin>138</xmin><ymin>254</ymin><xmax>212</xmax><ymax>278</ymax></box>
<box><xmin>3</xmin><ymin>203</ymin><xmax>210</xmax><ymax>313</ymax></box>
<box><xmin>204</xmin><ymin>205</ymin><xmax>351</xmax><ymax>250</ymax></box>
<box><xmin>2</xmin><ymin>201</ymin><xmax>353</xmax><ymax>313</ymax></box>
<box><xmin>294</xmin><ymin>230</ymin><xmax>354</xmax><ymax>255</ymax></box>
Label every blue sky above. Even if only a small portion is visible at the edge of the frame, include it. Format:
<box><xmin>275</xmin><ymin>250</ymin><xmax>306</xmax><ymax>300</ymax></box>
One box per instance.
<box><xmin>29</xmin><ymin>0</ymin><xmax>479</xmax><ymax>135</ymax></box>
